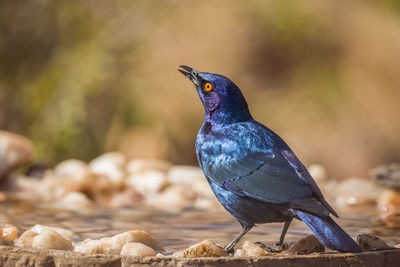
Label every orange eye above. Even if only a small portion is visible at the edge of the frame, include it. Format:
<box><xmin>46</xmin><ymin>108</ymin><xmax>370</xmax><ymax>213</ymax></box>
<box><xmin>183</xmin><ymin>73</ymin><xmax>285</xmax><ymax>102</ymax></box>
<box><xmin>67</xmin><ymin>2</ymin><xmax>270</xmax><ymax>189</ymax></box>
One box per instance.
<box><xmin>204</xmin><ymin>82</ymin><xmax>213</xmax><ymax>92</ymax></box>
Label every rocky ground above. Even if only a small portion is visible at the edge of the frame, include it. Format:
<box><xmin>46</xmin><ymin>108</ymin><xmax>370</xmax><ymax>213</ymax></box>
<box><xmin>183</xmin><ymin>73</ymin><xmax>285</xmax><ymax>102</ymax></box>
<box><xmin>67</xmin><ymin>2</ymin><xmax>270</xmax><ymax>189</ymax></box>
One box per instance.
<box><xmin>1</xmin><ymin>130</ymin><xmax>400</xmax><ymax>261</ymax></box>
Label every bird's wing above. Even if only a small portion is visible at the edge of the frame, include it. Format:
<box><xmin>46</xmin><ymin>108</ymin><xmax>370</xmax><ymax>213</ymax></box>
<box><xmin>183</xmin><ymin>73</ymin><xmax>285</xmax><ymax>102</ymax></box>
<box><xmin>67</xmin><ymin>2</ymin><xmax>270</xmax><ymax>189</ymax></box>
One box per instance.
<box><xmin>201</xmin><ymin>149</ymin><xmax>332</xmax><ymax>216</ymax></box>
<box><xmin>202</xmin><ymin>148</ymin><xmax>313</xmax><ymax>203</ymax></box>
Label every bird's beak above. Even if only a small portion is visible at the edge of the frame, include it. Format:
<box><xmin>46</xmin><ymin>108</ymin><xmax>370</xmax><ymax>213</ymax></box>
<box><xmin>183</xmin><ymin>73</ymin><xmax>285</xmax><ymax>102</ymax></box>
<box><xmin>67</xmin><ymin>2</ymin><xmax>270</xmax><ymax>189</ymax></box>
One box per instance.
<box><xmin>178</xmin><ymin>65</ymin><xmax>200</xmax><ymax>87</ymax></box>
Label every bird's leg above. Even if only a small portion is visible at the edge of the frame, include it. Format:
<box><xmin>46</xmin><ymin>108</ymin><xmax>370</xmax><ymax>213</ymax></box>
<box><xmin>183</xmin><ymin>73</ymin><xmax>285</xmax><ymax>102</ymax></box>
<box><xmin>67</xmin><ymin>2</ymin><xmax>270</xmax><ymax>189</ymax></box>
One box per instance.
<box><xmin>256</xmin><ymin>219</ymin><xmax>292</xmax><ymax>253</ymax></box>
<box><xmin>224</xmin><ymin>224</ymin><xmax>253</xmax><ymax>254</ymax></box>
<box><xmin>272</xmin><ymin>219</ymin><xmax>292</xmax><ymax>252</ymax></box>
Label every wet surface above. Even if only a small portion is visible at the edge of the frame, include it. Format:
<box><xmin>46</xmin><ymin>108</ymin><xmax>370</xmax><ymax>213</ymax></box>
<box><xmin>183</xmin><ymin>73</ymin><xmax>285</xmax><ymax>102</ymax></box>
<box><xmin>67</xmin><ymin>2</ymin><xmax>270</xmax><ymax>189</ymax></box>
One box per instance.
<box><xmin>1</xmin><ymin>197</ymin><xmax>399</xmax><ymax>252</ymax></box>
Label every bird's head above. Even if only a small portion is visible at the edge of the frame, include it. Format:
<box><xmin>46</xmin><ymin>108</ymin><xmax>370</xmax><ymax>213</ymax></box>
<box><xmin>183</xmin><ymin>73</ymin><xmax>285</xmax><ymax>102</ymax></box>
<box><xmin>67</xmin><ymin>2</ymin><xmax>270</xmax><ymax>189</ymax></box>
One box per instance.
<box><xmin>178</xmin><ymin>65</ymin><xmax>252</xmax><ymax>124</ymax></box>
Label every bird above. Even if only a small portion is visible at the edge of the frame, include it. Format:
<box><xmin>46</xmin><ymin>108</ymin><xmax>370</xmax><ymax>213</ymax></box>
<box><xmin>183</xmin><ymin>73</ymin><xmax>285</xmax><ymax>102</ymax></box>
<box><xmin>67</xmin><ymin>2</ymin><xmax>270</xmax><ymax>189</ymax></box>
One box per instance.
<box><xmin>178</xmin><ymin>65</ymin><xmax>362</xmax><ymax>254</ymax></box>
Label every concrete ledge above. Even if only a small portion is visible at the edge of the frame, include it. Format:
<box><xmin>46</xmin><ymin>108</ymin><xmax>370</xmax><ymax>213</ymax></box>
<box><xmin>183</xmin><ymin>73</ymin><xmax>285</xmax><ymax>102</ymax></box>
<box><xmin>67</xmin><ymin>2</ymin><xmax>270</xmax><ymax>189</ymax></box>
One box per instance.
<box><xmin>0</xmin><ymin>246</ymin><xmax>399</xmax><ymax>267</ymax></box>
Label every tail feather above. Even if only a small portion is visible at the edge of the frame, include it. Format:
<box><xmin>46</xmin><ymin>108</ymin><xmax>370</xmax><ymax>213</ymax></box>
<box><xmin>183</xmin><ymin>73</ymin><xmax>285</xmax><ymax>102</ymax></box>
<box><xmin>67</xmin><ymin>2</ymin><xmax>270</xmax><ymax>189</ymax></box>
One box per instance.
<box><xmin>293</xmin><ymin>210</ymin><xmax>362</xmax><ymax>253</ymax></box>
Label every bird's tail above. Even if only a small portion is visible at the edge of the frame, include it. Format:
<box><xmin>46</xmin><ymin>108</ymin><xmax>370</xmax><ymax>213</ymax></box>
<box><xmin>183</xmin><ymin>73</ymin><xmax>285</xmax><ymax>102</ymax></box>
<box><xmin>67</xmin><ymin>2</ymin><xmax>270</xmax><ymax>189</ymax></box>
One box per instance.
<box><xmin>293</xmin><ymin>210</ymin><xmax>362</xmax><ymax>253</ymax></box>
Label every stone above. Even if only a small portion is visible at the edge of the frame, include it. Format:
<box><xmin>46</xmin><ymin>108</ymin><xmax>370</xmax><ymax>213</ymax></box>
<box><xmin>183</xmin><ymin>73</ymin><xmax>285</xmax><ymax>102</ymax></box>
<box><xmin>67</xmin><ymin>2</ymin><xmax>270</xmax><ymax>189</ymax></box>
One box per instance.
<box><xmin>308</xmin><ymin>164</ymin><xmax>329</xmax><ymax>184</ymax></box>
<box><xmin>14</xmin><ymin>230</ymin><xmax>38</xmax><ymax>248</ymax></box>
<box><xmin>74</xmin><ymin>239</ymin><xmax>103</xmax><ymax>254</ymax></box>
<box><xmin>32</xmin><ymin>229</ymin><xmax>73</xmax><ymax>250</ymax></box>
<box><xmin>89</xmin><ymin>152</ymin><xmax>126</xmax><ymax>189</ymax></box>
<box><xmin>54</xmin><ymin>159</ymin><xmax>89</xmax><ymax>181</ymax></box>
<box><xmin>30</xmin><ymin>224</ymin><xmax>75</xmax><ymax>241</ymax></box>
<box><xmin>172</xmin><ymin>240</ymin><xmax>227</xmax><ymax>258</ymax></box>
<box><xmin>108</xmin><ymin>230</ymin><xmax>164</xmax><ymax>254</ymax></box>
<box><xmin>0</xmin><ymin>192</ymin><xmax>6</xmax><ymax>202</ymax></box>
<box><xmin>288</xmin><ymin>235</ymin><xmax>325</xmax><ymax>255</ymax></box>
<box><xmin>54</xmin><ymin>160</ymin><xmax>93</xmax><ymax>194</ymax></box>
<box><xmin>0</xmin><ymin>130</ymin><xmax>34</xmax><ymax>178</ymax></box>
<box><xmin>167</xmin><ymin>166</ymin><xmax>205</xmax><ymax>186</ymax></box>
<box><xmin>192</xmin><ymin>179</ymin><xmax>213</xmax><ymax>196</ymax></box>
<box><xmin>334</xmin><ymin>177</ymin><xmax>382</xmax><ymax>209</ymax></box>
<box><xmin>120</xmin><ymin>242</ymin><xmax>157</xmax><ymax>257</ymax></box>
<box><xmin>127</xmin><ymin>159</ymin><xmax>171</xmax><ymax>174</ymax></box>
<box><xmin>100</xmin><ymin>237</ymin><xmax>112</xmax><ymax>253</ymax></box>
<box><xmin>371</xmin><ymin>164</ymin><xmax>400</xmax><ymax>190</ymax></box>
<box><xmin>55</xmin><ymin>191</ymin><xmax>92</xmax><ymax>211</ymax></box>
<box><xmin>377</xmin><ymin>189</ymin><xmax>400</xmax><ymax>228</ymax></box>
<box><xmin>234</xmin><ymin>241</ymin><xmax>269</xmax><ymax>257</ymax></box>
<box><xmin>126</xmin><ymin>170</ymin><xmax>168</xmax><ymax>194</ymax></box>
<box><xmin>357</xmin><ymin>234</ymin><xmax>392</xmax><ymax>251</ymax></box>
<box><xmin>1</xmin><ymin>224</ymin><xmax>18</xmax><ymax>241</ymax></box>
<box><xmin>109</xmin><ymin>188</ymin><xmax>144</xmax><ymax>207</ymax></box>
<box><xmin>146</xmin><ymin>185</ymin><xmax>197</xmax><ymax>211</ymax></box>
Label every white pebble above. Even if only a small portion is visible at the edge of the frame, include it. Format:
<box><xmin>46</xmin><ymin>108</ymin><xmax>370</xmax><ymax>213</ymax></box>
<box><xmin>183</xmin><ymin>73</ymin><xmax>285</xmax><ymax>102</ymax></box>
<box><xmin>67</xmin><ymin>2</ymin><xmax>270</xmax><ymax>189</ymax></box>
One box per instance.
<box><xmin>14</xmin><ymin>230</ymin><xmax>38</xmax><ymax>248</ymax></box>
<box><xmin>334</xmin><ymin>177</ymin><xmax>382</xmax><ymax>209</ymax></box>
<box><xmin>167</xmin><ymin>166</ymin><xmax>205</xmax><ymax>186</ymax></box>
<box><xmin>120</xmin><ymin>242</ymin><xmax>156</xmax><ymax>256</ymax></box>
<box><xmin>74</xmin><ymin>239</ymin><xmax>104</xmax><ymax>254</ymax></box>
<box><xmin>89</xmin><ymin>152</ymin><xmax>126</xmax><ymax>189</ymax></box>
<box><xmin>32</xmin><ymin>229</ymin><xmax>73</xmax><ymax>250</ymax></box>
<box><xmin>127</xmin><ymin>159</ymin><xmax>171</xmax><ymax>174</ymax></box>
<box><xmin>146</xmin><ymin>185</ymin><xmax>197</xmax><ymax>212</ymax></box>
<box><xmin>234</xmin><ymin>241</ymin><xmax>269</xmax><ymax>257</ymax></box>
<box><xmin>54</xmin><ymin>159</ymin><xmax>89</xmax><ymax>180</ymax></box>
<box><xmin>126</xmin><ymin>170</ymin><xmax>168</xmax><ymax>194</ymax></box>
<box><xmin>308</xmin><ymin>164</ymin><xmax>328</xmax><ymax>184</ymax></box>
<box><xmin>109</xmin><ymin>230</ymin><xmax>163</xmax><ymax>254</ymax></box>
<box><xmin>31</xmin><ymin>224</ymin><xmax>75</xmax><ymax>241</ymax></box>
<box><xmin>172</xmin><ymin>240</ymin><xmax>227</xmax><ymax>258</ymax></box>
<box><xmin>1</xmin><ymin>224</ymin><xmax>18</xmax><ymax>241</ymax></box>
<box><xmin>55</xmin><ymin>191</ymin><xmax>92</xmax><ymax>211</ymax></box>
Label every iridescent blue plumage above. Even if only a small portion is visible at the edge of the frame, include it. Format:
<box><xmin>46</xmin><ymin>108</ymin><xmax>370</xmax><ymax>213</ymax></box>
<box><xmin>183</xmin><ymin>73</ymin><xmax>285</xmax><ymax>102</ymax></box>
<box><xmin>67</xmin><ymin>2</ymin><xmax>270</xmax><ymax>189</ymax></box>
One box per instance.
<box><xmin>178</xmin><ymin>65</ymin><xmax>361</xmax><ymax>254</ymax></box>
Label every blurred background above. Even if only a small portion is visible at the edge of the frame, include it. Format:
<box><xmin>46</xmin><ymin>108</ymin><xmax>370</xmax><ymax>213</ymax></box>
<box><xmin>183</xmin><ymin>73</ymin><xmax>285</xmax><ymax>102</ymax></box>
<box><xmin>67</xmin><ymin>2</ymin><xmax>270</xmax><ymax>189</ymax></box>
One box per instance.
<box><xmin>1</xmin><ymin>0</ymin><xmax>399</xmax><ymax>179</ymax></box>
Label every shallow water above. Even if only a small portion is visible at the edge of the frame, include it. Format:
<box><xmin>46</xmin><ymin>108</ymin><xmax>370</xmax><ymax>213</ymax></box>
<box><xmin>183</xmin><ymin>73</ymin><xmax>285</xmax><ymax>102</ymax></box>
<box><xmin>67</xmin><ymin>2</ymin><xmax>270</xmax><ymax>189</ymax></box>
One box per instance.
<box><xmin>1</xmin><ymin>198</ymin><xmax>399</xmax><ymax>251</ymax></box>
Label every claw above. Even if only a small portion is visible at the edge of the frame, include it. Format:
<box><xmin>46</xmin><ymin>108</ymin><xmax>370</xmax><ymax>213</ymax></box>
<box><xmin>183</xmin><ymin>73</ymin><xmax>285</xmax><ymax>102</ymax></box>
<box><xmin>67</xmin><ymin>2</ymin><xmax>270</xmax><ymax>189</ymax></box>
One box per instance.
<box><xmin>254</xmin><ymin>241</ymin><xmax>288</xmax><ymax>253</ymax></box>
<box><xmin>224</xmin><ymin>246</ymin><xmax>234</xmax><ymax>255</ymax></box>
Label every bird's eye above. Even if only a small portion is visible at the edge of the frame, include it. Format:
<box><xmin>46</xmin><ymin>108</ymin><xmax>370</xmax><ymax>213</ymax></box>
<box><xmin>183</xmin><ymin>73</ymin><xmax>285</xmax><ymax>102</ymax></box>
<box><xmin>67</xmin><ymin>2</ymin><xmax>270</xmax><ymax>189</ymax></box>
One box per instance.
<box><xmin>204</xmin><ymin>82</ymin><xmax>213</xmax><ymax>92</ymax></box>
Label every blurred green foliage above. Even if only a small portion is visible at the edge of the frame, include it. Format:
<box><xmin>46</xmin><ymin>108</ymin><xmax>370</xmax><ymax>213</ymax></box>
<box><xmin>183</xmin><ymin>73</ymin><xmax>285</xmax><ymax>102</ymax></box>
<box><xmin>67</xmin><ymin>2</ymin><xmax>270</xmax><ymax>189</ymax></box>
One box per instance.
<box><xmin>1</xmin><ymin>0</ymin><xmax>400</xmax><ymax>177</ymax></box>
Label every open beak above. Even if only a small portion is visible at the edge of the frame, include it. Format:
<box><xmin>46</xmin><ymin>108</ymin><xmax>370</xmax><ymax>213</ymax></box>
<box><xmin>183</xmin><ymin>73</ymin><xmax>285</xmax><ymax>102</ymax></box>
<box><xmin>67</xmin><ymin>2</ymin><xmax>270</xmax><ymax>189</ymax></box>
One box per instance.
<box><xmin>178</xmin><ymin>65</ymin><xmax>200</xmax><ymax>87</ymax></box>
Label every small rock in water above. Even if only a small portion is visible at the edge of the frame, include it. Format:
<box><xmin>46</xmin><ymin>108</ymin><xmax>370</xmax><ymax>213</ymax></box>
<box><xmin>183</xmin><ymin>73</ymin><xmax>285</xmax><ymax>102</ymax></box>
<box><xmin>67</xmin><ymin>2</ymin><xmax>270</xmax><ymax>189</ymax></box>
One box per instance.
<box><xmin>146</xmin><ymin>185</ymin><xmax>197</xmax><ymax>211</ymax></box>
<box><xmin>357</xmin><ymin>234</ymin><xmax>392</xmax><ymax>251</ymax></box>
<box><xmin>288</xmin><ymin>234</ymin><xmax>325</xmax><ymax>255</ymax></box>
<box><xmin>55</xmin><ymin>191</ymin><xmax>92</xmax><ymax>211</ymax></box>
<box><xmin>308</xmin><ymin>164</ymin><xmax>329</xmax><ymax>184</ymax></box>
<box><xmin>1</xmin><ymin>224</ymin><xmax>18</xmax><ymax>241</ymax></box>
<box><xmin>120</xmin><ymin>242</ymin><xmax>157</xmax><ymax>257</ymax></box>
<box><xmin>108</xmin><ymin>230</ymin><xmax>164</xmax><ymax>254</ymax></box>
<box><xmin>172</xmin><ymin>240</ymin><xmax>227</xmax><ymax>258</ymax></box>
<box><xmin>127</xmin><ymin>159</ymin><xmax>171</xmax><ymax>174</ymax></box>
<box><xmin>54</xmin><ymin>159</ymin><xmax>93</xmax><ymax>193</ymax></box>
<box><xmin>14</xmin><ymin>230</ymin><xmax>38</xmax><ymax>248</ymax></box>
<box><xmin>0</xmin><ymin>192</ymin><xmax>7</xmax><ymax>202</ymax></box>
<box><xmin>377</xmin><ymin>189</ymin><xmax>400</xmax><ymax>228</ymax></box>
<box><xmin>31</xmin><ymin>224</ymin><xmax>75</xmax><ymax>241</ymax></box>
<box><xmin>89</xmin><ymin>152</ymin><xmax>126</xmax><ymax>189</ymax></box>
<box><xmin>234</xmin><ymin>241</ymin><xmax>269</xmax><ymax>257</ymax></box>
<box><xmin>109</xmin><ymin>188</ymin><xmax>144</xmax><ymax>207</ymax></box>
<box><xmin>126</xmin><ymin>170</ymin><xmax>168</xmax><ymax>194</ymax></box>
<box><xmin>371</xmin><ymin>164</ymin><xmax>400</xmax><ymax>189</ymax></box>
<box><xmin>100</xmin><ymin>237</ymin><xmax>112</xmax><ymax>253</ymax></box>
<box><xmin>167</xmin><ymin>166</ymin><xmax>205</xmax><ymax>186</ymax></box>
<box><xmin>54</xmin><ymin>159</ymin><xmax>89</xmax><ymax>181</ymax></box>
<box><xmin>74</xmin><ymin>239</ymin><xmax>104</xmax><ymax>254</ymax></box>
<box><xmin>0</xmin><ymin>130</ymin><xmax>34</xmax><ymax>179</ymax></box>
<box><xmin>334</xmin><ymin>177</ymin><xmax>382</xmax><ymax>208</ymax></box>
<box><xmin>32</xmin><ymin>229</ymin><xmax>73</xmax><ymax>250</ymax></box>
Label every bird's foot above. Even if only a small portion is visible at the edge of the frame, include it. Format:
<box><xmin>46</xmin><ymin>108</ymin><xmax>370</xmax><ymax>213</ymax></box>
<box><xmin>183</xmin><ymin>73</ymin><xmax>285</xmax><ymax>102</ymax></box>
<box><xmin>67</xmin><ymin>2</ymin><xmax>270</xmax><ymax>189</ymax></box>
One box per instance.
<box><xmin>223</xmin><ymin>246</ymin><xmax>234</xmax><ymax>256</ymax></box>
<box><xmin>272</xmin><ymin>241</ymin><xmax>288</xmax><ymax>252</ymax></box>
<box><xmin>255</xmin><ymin>241</ymin><xmax>288</xmax><ymax>253</ymax></box>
